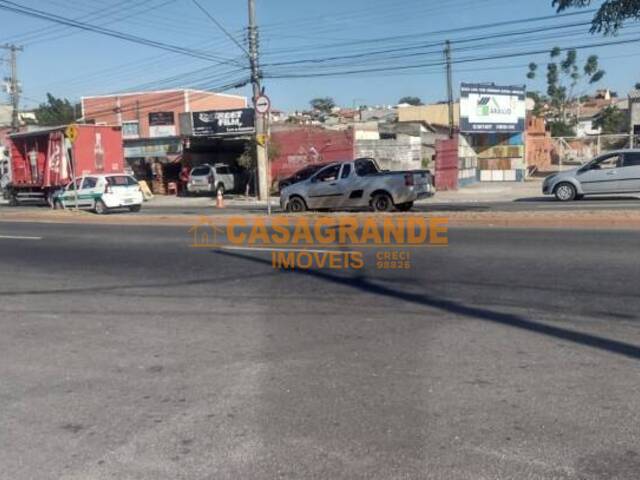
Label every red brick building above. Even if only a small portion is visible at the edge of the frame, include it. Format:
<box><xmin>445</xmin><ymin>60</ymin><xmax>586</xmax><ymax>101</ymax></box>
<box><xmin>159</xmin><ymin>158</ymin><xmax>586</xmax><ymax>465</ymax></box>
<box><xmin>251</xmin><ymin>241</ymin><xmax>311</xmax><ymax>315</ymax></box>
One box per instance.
<box><xmin>82</xmin><ymin>89</ymin><xmax>247</xmax><ymax>140</ymax></box>
<box><xmin>81</xmin><ymin>89</ymin><xmax>248</xmax><ymax>192</ymax></box>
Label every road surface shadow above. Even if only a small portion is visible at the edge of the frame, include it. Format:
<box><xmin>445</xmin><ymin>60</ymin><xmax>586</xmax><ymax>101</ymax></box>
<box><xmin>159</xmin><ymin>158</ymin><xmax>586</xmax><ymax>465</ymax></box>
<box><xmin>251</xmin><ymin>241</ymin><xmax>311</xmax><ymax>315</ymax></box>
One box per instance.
<box><xmin>216</xmin><ymin>249</ymin><xmax>640</xmax><ymax>361</ymax></box>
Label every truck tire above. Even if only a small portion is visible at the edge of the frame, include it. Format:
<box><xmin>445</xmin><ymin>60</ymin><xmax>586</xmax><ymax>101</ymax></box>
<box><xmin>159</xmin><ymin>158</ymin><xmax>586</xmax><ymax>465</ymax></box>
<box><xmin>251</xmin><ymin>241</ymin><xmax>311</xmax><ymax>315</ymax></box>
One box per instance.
<box><xmin>287</xmin><ymin>196</ymin><xmax>307</xmax><ymax>213</ymax></box>
<box><xmin>8</xmin><ymin>194</ymin><xmax>18</xmax><ymax>207</ymax></box>
<box><xmin>396</xmin><ymin>202</ymin><xmax>414</xmax><ymax>212</ymax></box>
<box><xmin>371</xmin><ymin>192</ymin><xmax>393</xmax><ymax>212</ymax></box>
<box><xmin>94</xmin><ymin>199</ymin><xmax>108</xmax><ymax>215</ymax></box>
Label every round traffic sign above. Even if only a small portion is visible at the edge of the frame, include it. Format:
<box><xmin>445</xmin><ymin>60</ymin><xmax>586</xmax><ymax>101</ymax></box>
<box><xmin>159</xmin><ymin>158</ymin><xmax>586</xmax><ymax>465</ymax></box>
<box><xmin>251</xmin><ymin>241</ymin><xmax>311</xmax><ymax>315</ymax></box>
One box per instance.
<box><xmin>255</xmin><ymin>95</ymin><xmax>271</xmax><ymax>115</ymax></box>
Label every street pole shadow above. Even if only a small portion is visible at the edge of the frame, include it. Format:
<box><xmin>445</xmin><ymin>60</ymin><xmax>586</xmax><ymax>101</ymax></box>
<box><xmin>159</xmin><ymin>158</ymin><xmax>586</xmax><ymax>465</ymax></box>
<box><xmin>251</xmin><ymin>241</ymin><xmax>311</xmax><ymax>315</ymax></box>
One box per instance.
<box><xmin>213</xmin><ymin>249</ymin><xmax>640</xmax><ymax>361</ymax></box>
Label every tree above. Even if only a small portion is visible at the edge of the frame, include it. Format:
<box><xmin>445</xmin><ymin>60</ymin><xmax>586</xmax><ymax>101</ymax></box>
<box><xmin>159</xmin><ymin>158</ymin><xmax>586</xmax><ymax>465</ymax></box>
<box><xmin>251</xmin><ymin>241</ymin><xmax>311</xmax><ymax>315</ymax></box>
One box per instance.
<box><xmin>526</xmin><ymin>91</ymin><xmax>546</xmax><ymax>116</ymax></box>
<box><xmin>398</xmin><ymin>96</ymin><xmax>423</xmax><ymax>106</ymax></box>
<box><xmin>526</xmin><ymin>47</ymin><xmax>605</xmax><ymax>123</ymax></box>
<box><xmin>309</xmin><ymin>97</ymin><xmax>336</xmax><ymax>114</ymax></box>
<box><xmin>594</xmin><ymin>105</ymin><xmax>628</xmax><ymax>133</ymax></box>
<box><xmin>553</xmin><ymin>0</ymin><xmax>640</xmax><ymax>34</ymax></box>
<box><xmin>635</xmin><ymin>82</ymin><xmax>640</xmax><ymax>90</ymax></box>
<box><xmin>548</xmin><ymin>120</ymin><xmax>576</xmax><ymax>137</ymax></box>
<box><xmin>34</xmin><ymin>93</ymin><xmax>78</xmax><ymax>126</ymax></box>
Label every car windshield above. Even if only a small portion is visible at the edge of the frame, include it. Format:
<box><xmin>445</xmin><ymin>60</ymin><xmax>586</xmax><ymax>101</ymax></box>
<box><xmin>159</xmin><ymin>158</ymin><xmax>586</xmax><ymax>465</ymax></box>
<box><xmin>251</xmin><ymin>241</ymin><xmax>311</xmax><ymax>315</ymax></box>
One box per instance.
<box><xmin>295</xmin><ymin>165</ymin><xmax>323</xmax><ymax>180</ymax></box>
<box><xmin>106</xmin><ymin>176</ymin><xmax>138</xmax><ymax>186</ymax></box>
<box><xmin>191</xmin><ymin>167</ymin><xmax>211</xmax><ymax>176</ymax></box>
<box><xmin>6</xmin><ymin>4</ymin><xmax>640</xmax><ymax>480</ymax></box>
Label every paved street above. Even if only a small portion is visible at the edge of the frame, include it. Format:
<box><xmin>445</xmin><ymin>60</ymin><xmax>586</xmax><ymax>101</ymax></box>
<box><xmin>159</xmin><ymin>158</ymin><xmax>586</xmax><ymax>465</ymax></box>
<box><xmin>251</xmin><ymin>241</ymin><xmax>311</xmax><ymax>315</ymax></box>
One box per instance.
<box><xmin>3</xmin><ymin>194</ymin><xmax>640</xmax><ymax>217</ymax></box>
<box><xmin>1</xmin><ymin>221</ymin><xmax>639</xmax><ymax>479</ymax></box>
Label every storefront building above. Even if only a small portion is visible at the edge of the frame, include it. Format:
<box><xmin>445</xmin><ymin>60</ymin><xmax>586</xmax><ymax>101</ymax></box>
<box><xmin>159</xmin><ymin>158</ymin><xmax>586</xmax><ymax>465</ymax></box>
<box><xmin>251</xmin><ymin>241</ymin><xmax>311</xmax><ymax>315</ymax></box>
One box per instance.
<box><xmin>81</xmin><ymin>89</ymin><xmax>248</xmax><ymax>193</ymax></box>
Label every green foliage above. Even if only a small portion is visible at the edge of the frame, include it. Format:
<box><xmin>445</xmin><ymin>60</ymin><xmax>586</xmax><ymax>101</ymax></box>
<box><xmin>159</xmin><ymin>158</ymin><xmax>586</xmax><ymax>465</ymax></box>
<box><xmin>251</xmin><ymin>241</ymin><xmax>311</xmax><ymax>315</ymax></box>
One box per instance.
<box><xmin>34</xmin><ymin>93</ymin><xmax>78</xmax><ymax>126</ymax></box>
<box><xmin>526</xmin><ymin>91</ymin><xmax>546</xmax><ymax>116</ymax></box>
<box><xmin>398</xmin><ymin>96</ymin><xmax>423</xmax><ymax>106</ymax></box>
<box><xmin>635</xmin><ymin>82</ymin><xmax>640</xmax><ymax>90</ymax></box>
<box><xmin>548</xmin><ymin>120</ymin><xmax>576</xmax><ymax>137</ymax></box>
<box><xmin>309</xmin><ymin>97</ymin><xmax>336</xmax><ymax>114</ymax></box>
<box><xmin>594</xmin><ymin>105</ymin><xmax>628</xmax><ymax>134</ymax></box>
<box><xmin>553</xmin><ymin>0</ymin><xmax>640</xmax><ymax>34</ymax></box>
<box><xmin>526</xmin><ymin>47</ymin><xmax>605</xmax><ymax>121</ymax></box>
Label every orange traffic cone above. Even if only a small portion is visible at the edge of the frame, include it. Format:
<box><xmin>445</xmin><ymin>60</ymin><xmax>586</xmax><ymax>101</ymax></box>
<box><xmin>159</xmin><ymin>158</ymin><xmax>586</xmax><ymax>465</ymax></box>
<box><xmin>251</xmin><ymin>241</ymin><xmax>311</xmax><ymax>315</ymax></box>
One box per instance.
<box><xmin>216</xmin><ymin>189</ymin><xmax>225</xmax><ymax>209</ymax></box>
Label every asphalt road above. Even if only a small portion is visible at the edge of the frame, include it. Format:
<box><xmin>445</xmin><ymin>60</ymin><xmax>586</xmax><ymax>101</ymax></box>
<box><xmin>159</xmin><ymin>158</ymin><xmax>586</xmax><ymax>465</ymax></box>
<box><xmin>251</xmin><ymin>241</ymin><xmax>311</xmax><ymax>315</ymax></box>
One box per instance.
<box><xmin>3</xmin><ymin>193</ymin><xmax>640</xmax><ymax>216</ymax></box>
<box><xmin>1</xmin><ymin>222</ymin><xmax>640</xmax><ymax>479</ymax></box>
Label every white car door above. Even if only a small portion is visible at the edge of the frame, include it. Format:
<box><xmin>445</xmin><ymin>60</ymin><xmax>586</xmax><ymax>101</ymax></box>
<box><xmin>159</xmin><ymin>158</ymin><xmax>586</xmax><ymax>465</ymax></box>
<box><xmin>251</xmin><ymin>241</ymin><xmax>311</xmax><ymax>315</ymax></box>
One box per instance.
<box><xmin>59</xmin><ymin>177</ymin><xmax>84</xmax><ymax>208</ymax></box>
<box><xmin>80</xmin><ymin>176</ymin><xmax>100</xmax><ymax>208</ymax></box>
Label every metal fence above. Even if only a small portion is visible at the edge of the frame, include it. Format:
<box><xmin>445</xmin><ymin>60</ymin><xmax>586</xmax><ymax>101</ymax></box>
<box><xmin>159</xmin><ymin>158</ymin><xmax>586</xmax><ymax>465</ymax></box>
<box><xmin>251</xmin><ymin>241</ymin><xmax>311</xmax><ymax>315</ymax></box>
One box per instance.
<box><xmin>551</xmin><ymin>134</ymin><xmax>640</xmax><ymax>169</ymax></box>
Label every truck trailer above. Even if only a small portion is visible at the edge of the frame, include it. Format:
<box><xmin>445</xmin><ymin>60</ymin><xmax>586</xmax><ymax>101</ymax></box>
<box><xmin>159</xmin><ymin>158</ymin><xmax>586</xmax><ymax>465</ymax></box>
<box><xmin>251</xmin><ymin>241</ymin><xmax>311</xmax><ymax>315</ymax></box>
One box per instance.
<box><xmin>6</xmin><ymin>124</ymin><xmax>125</xmax><ymax>206</ymax></box>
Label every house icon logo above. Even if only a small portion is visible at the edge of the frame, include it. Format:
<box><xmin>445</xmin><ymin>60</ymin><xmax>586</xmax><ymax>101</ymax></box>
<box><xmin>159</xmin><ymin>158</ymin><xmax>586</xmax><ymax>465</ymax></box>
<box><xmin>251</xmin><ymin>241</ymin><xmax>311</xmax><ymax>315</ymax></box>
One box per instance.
<box><xmin>188</xmin><ymin>217</ymin><xmax>225</xmax><ymax>248</ymax></box>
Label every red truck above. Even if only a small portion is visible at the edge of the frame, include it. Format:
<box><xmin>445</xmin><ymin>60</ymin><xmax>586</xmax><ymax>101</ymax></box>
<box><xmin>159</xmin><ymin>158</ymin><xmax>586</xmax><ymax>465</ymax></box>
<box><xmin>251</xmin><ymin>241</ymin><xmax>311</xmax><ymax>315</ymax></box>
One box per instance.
<box><xmin>5</xmin><ymin>124</ymin><xmax>125</xmax><ymax>206</ymax></box>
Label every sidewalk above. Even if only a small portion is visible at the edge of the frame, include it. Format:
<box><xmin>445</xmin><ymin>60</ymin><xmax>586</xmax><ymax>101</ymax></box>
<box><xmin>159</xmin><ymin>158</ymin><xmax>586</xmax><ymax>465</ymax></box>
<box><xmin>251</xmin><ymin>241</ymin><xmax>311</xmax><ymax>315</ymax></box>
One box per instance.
<box><xmin>142</xmin><ymin>180</ymin><xmax>545</xmax><ymax>209</ymax></box>
<box><xmin>143</xmin><ymin>194</ymin><xmax>271</xmax><ymax>209</ymax></box>
<box><xmin>424</xmin><ymin>178</ymin><xmax>543</xmax><ymax>204</ymax></box>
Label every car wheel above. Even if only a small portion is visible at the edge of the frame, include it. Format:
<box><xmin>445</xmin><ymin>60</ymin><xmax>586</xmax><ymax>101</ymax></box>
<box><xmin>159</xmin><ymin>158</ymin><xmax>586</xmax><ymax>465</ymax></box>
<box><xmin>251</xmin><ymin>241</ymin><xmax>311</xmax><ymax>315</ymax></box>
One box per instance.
<box><xmin>94</xmin><ymin>199</ymin><xmax>108</xmax><ymax>214</ymax></box>
<box><xmin>396</xmin><ymin>202</ymin><xmax>414</xmax><ymax>212</ymax></box>
<box><xmin>371</xmin><ymin>192</ymin><xmax>393</xmax><ymax>212</ymax></box>
<box><xmin>129</xmin><ymin>204</ymin><xmax>141</xmax><ymax>212</ymax></box>
<box><xmin>287</xmin><ymin>196</ymin><xmax>307</xmax><ymax>213</ymax></box>
<box><xmin>53</xmin><ymin>199</ymin><xmax>64</xmax><ymax>210</ymax></box>
<box><xmin>554</xmin><ymin>183</ymin><xmax>577</xmax><ymax>202</ymax></box>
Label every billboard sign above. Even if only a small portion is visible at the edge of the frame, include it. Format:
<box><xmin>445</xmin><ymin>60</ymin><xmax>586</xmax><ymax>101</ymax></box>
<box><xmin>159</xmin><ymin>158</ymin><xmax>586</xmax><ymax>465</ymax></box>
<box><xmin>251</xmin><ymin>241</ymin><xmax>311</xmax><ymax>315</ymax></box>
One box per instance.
<box><xmin>149</xmin><ymin>112</ymin><xmax>176</xmax><ymax>138</ymax></box>
<box><xmin>460</xmin><ymin>83</ymin><xmax>526</xmax><ymax>132</ymax></box>
<box><xmin>191</xmin><ymin>108</ymin><xmax>255</xmax><ymax>137</ymax></box>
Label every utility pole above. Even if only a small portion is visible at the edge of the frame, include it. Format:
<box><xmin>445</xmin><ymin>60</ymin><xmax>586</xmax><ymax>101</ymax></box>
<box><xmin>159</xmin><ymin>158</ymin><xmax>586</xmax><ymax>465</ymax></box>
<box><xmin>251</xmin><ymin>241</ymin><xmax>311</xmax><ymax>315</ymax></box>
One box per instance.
<box><xmin>629</xmin><ymin>93</ymin><xmax>635</xmax><ymax>149</ymax></box>
<box><xmin>248</xmin><ymin>0</ymin><xmax>269</xmax><ymax>201</ymax></box>
<box><xmin>2</xmin><ymin>44</ymin><xmax>23</xmax><ymax>132</ymax></box>
<box><xmin>444</xmin><ymin>40</ymin><xmax>454</xmax><ymax>139</ymax></box>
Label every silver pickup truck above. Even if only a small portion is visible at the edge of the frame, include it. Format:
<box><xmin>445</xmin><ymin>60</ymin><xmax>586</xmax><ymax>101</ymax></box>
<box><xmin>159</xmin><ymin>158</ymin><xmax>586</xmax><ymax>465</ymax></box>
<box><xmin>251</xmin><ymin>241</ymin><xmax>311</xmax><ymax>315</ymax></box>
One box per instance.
<box><xmin>280</xmin><ymin>158</ymin><xmax>434</xmax><ymax>212</ymax></box>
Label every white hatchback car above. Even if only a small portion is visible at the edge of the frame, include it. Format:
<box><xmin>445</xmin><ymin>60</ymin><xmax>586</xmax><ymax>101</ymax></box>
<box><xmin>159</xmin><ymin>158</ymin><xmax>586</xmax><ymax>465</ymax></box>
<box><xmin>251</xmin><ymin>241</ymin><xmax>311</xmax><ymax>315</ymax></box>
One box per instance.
<box><xmin>52</xmin><ymin>174</ymin><xmax>144</xmax><ymax>214</ymax></box>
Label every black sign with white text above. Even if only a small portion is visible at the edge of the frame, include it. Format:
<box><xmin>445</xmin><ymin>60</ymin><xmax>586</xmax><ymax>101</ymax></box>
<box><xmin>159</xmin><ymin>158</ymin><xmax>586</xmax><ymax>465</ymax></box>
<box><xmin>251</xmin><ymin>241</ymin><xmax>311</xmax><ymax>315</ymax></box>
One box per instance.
<box><xmin>191</xmin><ymin>108</ymin><xmax>255</xmax><ymax>136</ymax></box>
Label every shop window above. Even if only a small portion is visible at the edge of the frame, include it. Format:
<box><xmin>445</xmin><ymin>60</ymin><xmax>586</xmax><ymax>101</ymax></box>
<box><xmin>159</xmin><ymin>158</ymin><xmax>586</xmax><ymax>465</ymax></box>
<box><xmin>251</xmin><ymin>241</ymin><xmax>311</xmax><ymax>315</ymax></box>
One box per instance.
<box><xmin>122</xmin><ymin>121</ymin><xmax>140</xmax><ymax>139</ymax></box>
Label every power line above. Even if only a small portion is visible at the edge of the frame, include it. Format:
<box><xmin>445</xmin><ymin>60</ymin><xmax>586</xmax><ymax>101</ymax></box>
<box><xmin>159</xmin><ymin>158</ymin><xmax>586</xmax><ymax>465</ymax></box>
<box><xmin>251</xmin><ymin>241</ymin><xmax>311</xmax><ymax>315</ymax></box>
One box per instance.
<box><xmin>262</xmin><ymin>36</ymin><xmax>640</xmax><ymax>79</ymax></box>
<box><xmin>0</xmin><ymin>0</ymin><xmax>242</xmax><ymax>66</ymax></box>
<box><xmin>260</xmin><ymin>8</ymin><xmax>597</xmax><ymax>58</ymax></box>
<box><xmin>261</xmin><ymin>19</ymin><xmax>594</xmax><ymax>68</ymax></box>
<box><xmin>191</xmin><ymin>0</ymin><xmax>250</xmax><ymax>58</ymax></box>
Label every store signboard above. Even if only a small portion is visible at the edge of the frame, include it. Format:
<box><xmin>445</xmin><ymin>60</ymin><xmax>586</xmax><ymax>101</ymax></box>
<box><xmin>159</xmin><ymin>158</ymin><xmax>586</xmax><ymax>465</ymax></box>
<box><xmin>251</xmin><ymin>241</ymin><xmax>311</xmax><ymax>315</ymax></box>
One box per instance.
<box><xmin>460</xmin><ymin>83</ymin><xmax>526</xmax><ymax>132</ymax></box>
<box><xmin>124</xmin><ymin>138</ymin><xmax>182</xmax><ymax>158</ymax></box>
<box><xmin>191</xmin><ymin>108</ymin><xmax>255</xmax><ymax>137</ymax></box>
<box><xmin>149</xmin><ymin>112</ymin><xmax>176</xmax><ymax>138</ymax></box>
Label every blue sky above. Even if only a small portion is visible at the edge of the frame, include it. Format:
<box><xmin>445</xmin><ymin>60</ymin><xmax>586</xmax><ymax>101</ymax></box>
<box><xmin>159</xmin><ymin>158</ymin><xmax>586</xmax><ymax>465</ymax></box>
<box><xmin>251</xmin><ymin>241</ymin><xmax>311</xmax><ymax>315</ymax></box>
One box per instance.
<box><xmin>1</xmin><ymin>0</ymin><xmax>639</xmax><ymax>111</ymax></box>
